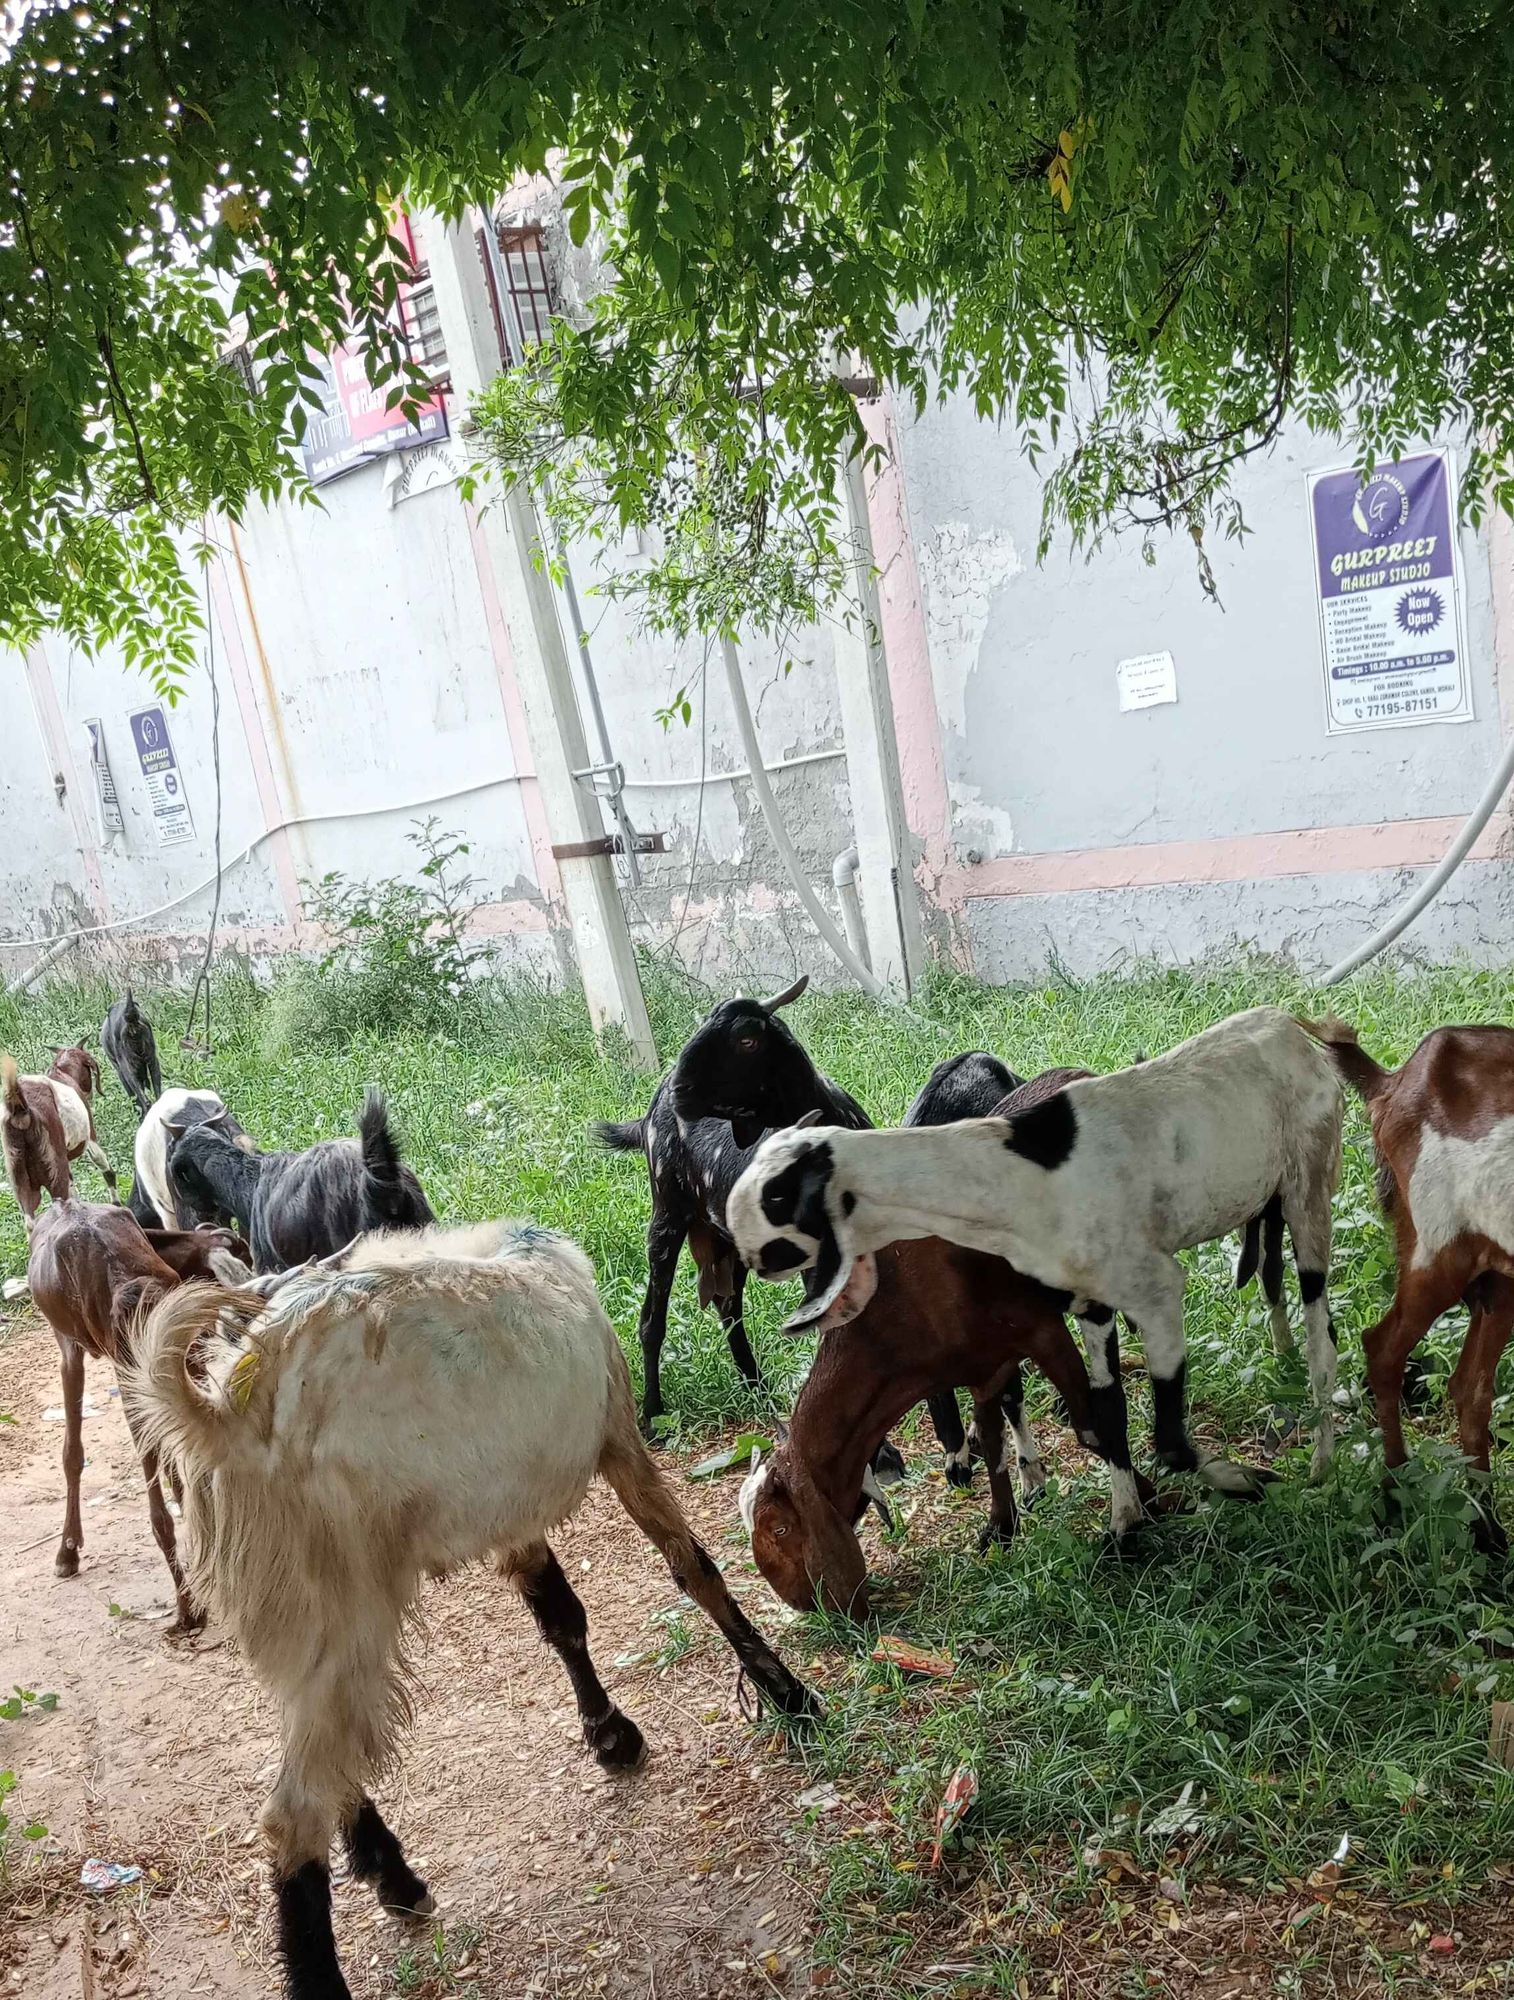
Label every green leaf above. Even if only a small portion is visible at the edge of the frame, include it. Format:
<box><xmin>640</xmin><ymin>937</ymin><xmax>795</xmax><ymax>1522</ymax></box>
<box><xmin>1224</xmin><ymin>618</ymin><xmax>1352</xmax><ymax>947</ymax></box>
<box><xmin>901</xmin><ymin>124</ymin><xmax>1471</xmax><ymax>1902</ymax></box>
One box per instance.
<box><xmin>687</xmin><ymin>1432</ymin><xmax>772</xmax><ymax>1480</ymax></box>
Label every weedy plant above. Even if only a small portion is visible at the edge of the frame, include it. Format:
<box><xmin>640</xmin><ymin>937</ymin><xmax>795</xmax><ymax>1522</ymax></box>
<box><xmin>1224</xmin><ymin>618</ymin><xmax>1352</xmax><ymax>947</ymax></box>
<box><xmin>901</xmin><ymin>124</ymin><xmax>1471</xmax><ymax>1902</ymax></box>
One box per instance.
<box><xmin>263</xmin><ymin>818</ymin><xmax>487</xmax><ymax>1054</ymax></box>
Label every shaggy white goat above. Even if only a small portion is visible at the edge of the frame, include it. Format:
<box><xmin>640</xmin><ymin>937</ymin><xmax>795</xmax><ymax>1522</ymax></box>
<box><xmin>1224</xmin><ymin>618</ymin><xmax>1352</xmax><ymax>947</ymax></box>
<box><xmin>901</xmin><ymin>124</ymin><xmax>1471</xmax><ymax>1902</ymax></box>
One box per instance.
<box><xmin>726</xmin><ymin>1008</ymin><xmax>1344</xmax><ymax>1537</ymax></box>
<box><xmin>124</xmin><ymin>1218</ymin><xmax>814</xmax><ymax>2000</ymax></box>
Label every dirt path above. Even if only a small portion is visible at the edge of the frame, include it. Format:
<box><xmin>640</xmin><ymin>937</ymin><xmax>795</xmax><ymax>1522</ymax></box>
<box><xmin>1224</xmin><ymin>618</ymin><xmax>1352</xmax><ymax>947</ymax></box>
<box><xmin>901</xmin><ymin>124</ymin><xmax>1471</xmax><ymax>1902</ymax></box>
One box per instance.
<box><xmin>0</xmin><ymin>1310</ymin><xmax>818</xmax><ymax>2000</ymax></box>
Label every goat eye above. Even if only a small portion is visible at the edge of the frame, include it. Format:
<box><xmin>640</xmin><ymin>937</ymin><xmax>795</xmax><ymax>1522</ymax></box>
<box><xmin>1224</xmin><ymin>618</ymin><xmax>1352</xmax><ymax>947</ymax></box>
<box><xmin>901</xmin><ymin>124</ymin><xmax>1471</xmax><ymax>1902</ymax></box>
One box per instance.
<box><xmin>774</xmin><ymin>1525</ymin><xmax>788</xmax><ymax>1538</ymax></box>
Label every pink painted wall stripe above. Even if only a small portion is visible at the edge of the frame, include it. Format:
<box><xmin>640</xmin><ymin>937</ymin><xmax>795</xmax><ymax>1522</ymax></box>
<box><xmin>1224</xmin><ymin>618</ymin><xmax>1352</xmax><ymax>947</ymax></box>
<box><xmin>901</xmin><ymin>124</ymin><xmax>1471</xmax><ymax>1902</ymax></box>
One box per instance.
<box><xmin>941</xmin><ymin>812</ymin><xmax>1512</xmax><ymax>905</ymax></box>
<box><xmin>207</xmin><ymin>546</ymin><xmax>305</xmax><ymax>925</ymax></box>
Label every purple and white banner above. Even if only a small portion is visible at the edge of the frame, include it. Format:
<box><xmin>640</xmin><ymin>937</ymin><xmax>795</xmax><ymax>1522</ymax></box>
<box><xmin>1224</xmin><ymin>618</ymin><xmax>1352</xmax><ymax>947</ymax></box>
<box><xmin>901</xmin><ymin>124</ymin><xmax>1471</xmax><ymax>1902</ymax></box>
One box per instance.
<box><xmin>128</xmin><ymin>704</ymin><xmax>196</xmax><ymax>848</ymax></box>
<box><xmin>1307</xmin><ymin>448</ymin><xmax>1472</xmax><ymax>734</ymax></box>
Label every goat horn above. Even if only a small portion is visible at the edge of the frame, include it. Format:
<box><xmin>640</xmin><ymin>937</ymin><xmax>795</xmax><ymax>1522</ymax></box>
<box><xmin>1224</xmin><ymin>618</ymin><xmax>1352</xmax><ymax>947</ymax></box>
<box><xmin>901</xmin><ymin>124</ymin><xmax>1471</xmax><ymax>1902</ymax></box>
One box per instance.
<box><xmin>317</xmin><ymin>1237</ymin><xmax>360</xmax><ymax>1270</ymax></box>
<box><xmin>792</xmin><ymin>1109</ymin><xmax>825</xmax><ymax>1130</ymax></box>
<box><xmin>762</xmin><ymin>974</ymin><xmax>809</xmax><ymax>1011</ymax></box>
<box><xmin>163</xmin><ymin>1119</ymin><xmax>187</xmax><ymax>1138</ymax></box>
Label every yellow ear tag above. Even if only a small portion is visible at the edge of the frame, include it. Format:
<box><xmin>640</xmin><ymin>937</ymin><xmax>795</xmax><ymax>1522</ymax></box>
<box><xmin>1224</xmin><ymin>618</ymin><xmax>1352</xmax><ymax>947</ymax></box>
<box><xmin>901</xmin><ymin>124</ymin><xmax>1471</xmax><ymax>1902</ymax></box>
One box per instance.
<box><xmin>227</xmin><ymin>1348</ymin><xmax>262</xmax><ymax>1412</ymax></box>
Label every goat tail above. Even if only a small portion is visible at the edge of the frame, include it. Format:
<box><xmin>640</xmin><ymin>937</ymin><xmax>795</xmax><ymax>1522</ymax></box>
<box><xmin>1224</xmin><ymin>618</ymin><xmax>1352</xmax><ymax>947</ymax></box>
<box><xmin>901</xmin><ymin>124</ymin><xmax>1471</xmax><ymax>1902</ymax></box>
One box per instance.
<box><xmin>120</xmin><ymin>1280</ymin><xmax>259</xmax><ymax>1485</ymax></box>
<box><xmin>1297</xmin><ymin>1014</ymin><xmax>1392</xmax><ymax>1102</ymax></box>
<box><xmin>591</xmin><ymin>1118</ymin><xmax>646</xmax><ymax>1154</ymax></box>
<box><xmin>0</xmin><ymin>1054</ymin><xmax>29</xmax><ymax>1127</ymax></box>
<box><xmin>359</xmin><ymin>1088</ymin><xmax>405</xmax><ymax>1188</ymax></box>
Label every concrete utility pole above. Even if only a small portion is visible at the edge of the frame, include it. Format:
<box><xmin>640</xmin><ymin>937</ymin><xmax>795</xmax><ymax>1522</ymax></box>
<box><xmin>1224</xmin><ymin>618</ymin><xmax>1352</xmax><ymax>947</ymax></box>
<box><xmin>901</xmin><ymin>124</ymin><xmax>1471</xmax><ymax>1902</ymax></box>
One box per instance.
<box><xmin>423</xmin><ymin>210</ymin><xmax>658</xmax><ymax>1069</ymax></box>
<box><xmin>832</xmin><ymin>432</ymin><xmax>926</xmax><ymax>997</ymax></box>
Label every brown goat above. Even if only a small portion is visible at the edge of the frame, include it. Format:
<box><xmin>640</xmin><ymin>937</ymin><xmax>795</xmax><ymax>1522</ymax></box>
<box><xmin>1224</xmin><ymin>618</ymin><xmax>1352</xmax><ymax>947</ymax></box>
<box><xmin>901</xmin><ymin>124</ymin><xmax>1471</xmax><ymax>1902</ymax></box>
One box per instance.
<box><xmin>1308</xmin><ymin>1017</ymin><xmax>1514</xmax><ymax>1552</ymax></box>
<box><xmin>738</xmin><ymin>1233</ymin><xmax>1126</xmax><ymax>1616</ymax></box>
<box><xmin>1</xmin><ymin>1042</ymin><xmax>117</xmax><ymax>1222</ymax></box>
<box><xmin>27</xmin><ymin>1200</ymin><xmax>252</xmax><ymax>1630</ymax></box>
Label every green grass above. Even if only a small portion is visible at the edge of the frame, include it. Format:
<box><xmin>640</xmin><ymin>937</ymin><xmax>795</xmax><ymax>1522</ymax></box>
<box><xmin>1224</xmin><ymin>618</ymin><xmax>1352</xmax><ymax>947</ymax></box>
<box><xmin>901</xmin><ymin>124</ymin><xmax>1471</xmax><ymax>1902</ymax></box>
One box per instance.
<box><xmin>5</xmin><ymin>950</ymin><xmax>1514</xmax><ymax>1988</ymax></box>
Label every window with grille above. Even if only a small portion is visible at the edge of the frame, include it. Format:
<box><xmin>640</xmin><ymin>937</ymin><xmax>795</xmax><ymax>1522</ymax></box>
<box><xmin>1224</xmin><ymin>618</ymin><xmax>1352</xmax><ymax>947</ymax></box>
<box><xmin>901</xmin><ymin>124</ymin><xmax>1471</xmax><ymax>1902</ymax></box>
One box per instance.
<box><xmin>496</xmin><ymin>222</ymin><xmax>556</xmax><ymax>358</ymax></box>
<box><xmin>399</xmin><ymin>269</ymin><xmax>449</xmax><ymax>377</ymax></box>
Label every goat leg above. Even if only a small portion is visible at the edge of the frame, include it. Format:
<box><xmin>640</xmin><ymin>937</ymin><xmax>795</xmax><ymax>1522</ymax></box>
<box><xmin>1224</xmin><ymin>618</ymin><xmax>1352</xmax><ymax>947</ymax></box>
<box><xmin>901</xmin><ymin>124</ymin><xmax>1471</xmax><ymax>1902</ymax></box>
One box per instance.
<box><xmin>54</xmin><ymin>1337</ymin><xmax>86</xmax><ymax>1579</ymax></box>
<box><xmin>637</xmin><ymin>1212</ymin><xmax>686</xmax><ymax>1432</ymax></box>
<box><xmin>505</xmin><ymin>1541</ymin><xmax>646</xmax><ymax>1769</ymax></box>
<box><xmin>926</xmin><ymin>1389</ymin><xmax>974</xmax><ymax>1488</ymax></box>
<box><xmin>1000</xmin><ymin>1362</ymin><xmax>1048</xmax><ymax>1505</ymax></box>
<box><xmin>971</xmin><ymin>1392</ymin><xmax>1019</xmax><ymax>1554</ymax></box>
<box><xmin>715</xmin><ymin>1261</ymin><xmax>761</xmax><ymax>1386</ymax></box>
<box><xmin>599</xmin><ymin>1426</ymin><xmax>818</xmax><ymax>1720</ymax></box>
<box><xmin>342</xmin><ymin>1798</ymin><xmax>433</xmax><ymax>1917</ymax></box>
<box><xmin>275</xmin><ymin>1860</ymin><xmax>350</xmax><ymax>2000</ymax></box>
<box><xmin>1075</xmin><ymin>1309</ymin><xmax>1146</xmax><ymax>1544</ymax></box>
<box><xmin>1452</xmin><ymin>1278</ymin><xmax>1514</xmax><ymax>1558</ymax></box>
<box><xmin>120</xmin><ymin>1398</ymin><xmax>203</xmax><ymax>1634</ymax></box>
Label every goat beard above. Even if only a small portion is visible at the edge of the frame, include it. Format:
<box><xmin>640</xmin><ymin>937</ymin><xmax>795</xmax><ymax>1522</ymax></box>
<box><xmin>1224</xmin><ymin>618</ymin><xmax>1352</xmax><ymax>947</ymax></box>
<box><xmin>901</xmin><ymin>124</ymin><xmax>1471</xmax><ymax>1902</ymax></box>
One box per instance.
<box><xmin>784</xmin><ymin>1249</ymin><xmax>878</xmax><ymax>1334</ymax></box>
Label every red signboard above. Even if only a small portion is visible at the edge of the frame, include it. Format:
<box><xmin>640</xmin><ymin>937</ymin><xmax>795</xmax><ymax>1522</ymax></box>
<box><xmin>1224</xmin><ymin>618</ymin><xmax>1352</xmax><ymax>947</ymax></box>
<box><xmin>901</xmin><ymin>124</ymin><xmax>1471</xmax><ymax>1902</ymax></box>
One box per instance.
<box><xmin>299</xmin><ymin>215</ymin><xmax>448</xmax><ymax>485</ymax></box>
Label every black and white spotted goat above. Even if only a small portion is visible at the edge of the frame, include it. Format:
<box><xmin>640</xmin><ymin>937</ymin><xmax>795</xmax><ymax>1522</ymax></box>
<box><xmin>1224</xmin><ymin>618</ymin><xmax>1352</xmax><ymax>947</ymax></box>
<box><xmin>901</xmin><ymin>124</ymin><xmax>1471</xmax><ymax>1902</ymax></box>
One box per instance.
<box><xmin>727</xmin><ymin>1007</ymin><xmax>1345</xmax><ymax>1539</ymax></box>
<box><xmin>594</xmin><ymin>975</ymin><xmax>870</xmax><ymax>1427</ymax></box>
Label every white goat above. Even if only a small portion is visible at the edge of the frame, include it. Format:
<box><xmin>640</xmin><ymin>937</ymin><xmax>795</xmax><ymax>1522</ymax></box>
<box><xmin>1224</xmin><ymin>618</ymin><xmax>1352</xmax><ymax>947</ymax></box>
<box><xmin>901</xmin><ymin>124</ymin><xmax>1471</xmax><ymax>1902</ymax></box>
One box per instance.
<box><xmin>726</xmin><ymin>1008</ymin><xmax>1344</xmax><ymax>1538</ymax></box>
<box><xmin>124</xmin><ymin>1218</ymin><xmax>814</xmax><ymax>2000</ymax></box>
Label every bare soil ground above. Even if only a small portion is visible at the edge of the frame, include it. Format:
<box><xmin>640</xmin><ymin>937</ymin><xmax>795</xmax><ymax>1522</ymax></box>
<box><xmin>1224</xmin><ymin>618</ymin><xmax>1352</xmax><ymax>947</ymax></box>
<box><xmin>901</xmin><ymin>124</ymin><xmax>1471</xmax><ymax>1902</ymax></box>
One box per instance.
<box><xmin>0</xmin><ymin>1309</ymin><xmax>817</xmax><ymax>2000</ymax></box>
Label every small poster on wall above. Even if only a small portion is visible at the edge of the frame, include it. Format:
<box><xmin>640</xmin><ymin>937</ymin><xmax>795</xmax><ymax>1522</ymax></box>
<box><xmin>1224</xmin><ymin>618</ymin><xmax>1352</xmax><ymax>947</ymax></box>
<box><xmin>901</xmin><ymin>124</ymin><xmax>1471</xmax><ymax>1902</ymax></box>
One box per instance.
<box><xmin>1307</xmin><ymin>447</ymin><xmax>1473</xmax><ymax>734</ymax></box>
<box><xmin>127</xmin><ymin>704</ymin><xmax>196</xmax><ymax>847</ymax></box>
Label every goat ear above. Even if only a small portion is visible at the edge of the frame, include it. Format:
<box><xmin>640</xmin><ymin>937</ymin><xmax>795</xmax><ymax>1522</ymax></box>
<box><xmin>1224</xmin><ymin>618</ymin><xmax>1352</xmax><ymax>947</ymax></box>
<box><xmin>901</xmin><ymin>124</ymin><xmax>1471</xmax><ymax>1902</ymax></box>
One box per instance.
<box><xmin>163</xmin><ymin>1118</ymin><xmax>187</xmax><ymax>1139</ymax></box>
<box><xmin>763</xmin><ymin>974</ymin><xmax>809</xmax><ymax>1012</ymax></box>
<box><xmin>793</xmin><ymin>1109</ymin><xmax>825</xmax><ymax>1131</ymax></box>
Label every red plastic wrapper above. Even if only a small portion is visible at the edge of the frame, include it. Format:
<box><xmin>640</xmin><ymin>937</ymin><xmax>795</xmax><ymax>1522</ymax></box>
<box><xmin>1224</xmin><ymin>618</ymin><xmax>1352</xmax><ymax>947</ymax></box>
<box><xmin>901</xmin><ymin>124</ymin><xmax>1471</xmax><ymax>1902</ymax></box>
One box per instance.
<box><xmin>929</xmin><ymin>1764</ymin><xmax>979</xmax><ymax>1870</ymax></box>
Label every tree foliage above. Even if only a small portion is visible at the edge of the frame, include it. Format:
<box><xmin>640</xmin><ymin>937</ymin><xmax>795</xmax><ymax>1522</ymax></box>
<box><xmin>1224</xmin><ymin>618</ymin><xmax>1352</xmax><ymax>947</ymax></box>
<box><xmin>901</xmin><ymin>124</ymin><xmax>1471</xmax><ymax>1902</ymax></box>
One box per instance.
<box><xmin>4</xmin><ymin>0</ymin><xmax>1514</xmax><ymax>680</ymax></box>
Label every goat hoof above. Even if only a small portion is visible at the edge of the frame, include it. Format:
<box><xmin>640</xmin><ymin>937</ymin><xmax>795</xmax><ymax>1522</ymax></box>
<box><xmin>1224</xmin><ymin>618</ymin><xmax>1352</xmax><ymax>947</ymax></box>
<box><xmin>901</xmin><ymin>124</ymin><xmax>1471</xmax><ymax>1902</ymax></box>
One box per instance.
<box><xmin>1104</xmin><ymin>1525</ymin><xmax>1146</xmax><ymax>1562</ymax></box>
<box><xmin>976</xmin><ymin>1519</ymin><xmax>1016</xmax><ymax>1555</ymax></box>
<box><xmin>382</xmin><ymin>1883</ymin><xmax>434</xmax><ymax>1919</ymax></box>
<box><xmin>1019</xmin><ymin>1465</ymin><xmax>1048</xmax><ymax>1507</ymax></box>
<box><xmin>944</xmin><ymin>1458</ymin><xmax>975</xmax><ymax>1490</ymax></box>
<box><xmin>586</xmin><ymin>1709</ymin><xmax>647</xmax><ymax>1770</ymax></box>
<box><xmin>55</xmin><ymin>1546</ymin><xmax>80</xmax><ymax>1579</ymax></box>
<box><xmin>167</xmin><ymin>1609</ymin><xmax>208</xmax><ymax>1641</ymax></box>
<box><xmin>871</xmin><ymin>1440</ymin><xmax>907</xmax><ymax>1486</ymax></box>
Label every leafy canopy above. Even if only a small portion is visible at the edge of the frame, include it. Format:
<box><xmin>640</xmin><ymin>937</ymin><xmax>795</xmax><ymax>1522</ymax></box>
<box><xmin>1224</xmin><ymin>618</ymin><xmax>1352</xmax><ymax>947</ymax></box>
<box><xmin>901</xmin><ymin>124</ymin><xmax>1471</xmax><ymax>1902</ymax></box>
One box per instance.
<box><xmin>4</xmin><ymin>0</ymin><xmax>1513</xmax><ymax>682</ymax></box>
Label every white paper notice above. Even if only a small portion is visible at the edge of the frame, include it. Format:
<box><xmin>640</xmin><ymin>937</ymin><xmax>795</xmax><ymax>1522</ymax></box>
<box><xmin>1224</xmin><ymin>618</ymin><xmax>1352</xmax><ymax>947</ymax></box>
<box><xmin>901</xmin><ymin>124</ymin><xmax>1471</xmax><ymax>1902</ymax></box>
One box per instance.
<box><xmin>83</xmin><ymin>718</ymin><xmax>124</xmax><ymax>843</ymax></box>
<box><xmin>1117</xmin><ymin>651</ymin><xmax>1177</xmax><ymax>712</ymax></box>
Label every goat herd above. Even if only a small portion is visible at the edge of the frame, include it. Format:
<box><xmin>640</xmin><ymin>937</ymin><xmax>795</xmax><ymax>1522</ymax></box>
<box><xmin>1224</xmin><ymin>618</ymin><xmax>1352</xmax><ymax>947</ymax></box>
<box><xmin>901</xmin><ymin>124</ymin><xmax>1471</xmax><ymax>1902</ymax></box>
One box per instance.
<box><xmin>3</xmin><ymin>978</ymin><xmax>1513</xmax><ymax>2000</ymax></box>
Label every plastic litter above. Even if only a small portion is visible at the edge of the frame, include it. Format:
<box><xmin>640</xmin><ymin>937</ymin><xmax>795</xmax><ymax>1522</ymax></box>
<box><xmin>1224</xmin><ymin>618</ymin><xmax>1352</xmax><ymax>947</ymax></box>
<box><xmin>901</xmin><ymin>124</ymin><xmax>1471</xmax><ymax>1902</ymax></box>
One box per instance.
<box><xmin>81</xmin><ymin>1860</ymin><xmax>142</xmax><ymax>1893</ymax></box>
<box><xmin>870</xmin><ymin>1635</ymin><xmax>956</xmax><ymax>1677</ymax></box>
<box><xmin>929</xmin><ymin>1765</ymin><xmax>979</xmax><ymax>1870</ymax></box>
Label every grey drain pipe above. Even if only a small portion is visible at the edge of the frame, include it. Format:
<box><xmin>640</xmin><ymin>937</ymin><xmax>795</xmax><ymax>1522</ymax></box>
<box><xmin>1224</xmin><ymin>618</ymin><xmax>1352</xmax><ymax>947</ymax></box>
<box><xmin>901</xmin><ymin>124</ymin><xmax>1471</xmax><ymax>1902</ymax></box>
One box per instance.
<box><xmin>1320</xmin><ymin>731</ymin><xmax>1514</xmax><ymax>986</ymax></box>
<box><xmin>721</xmin><ymin>636</ymin><xmax>885</xmax><ymax>997</ymax></box>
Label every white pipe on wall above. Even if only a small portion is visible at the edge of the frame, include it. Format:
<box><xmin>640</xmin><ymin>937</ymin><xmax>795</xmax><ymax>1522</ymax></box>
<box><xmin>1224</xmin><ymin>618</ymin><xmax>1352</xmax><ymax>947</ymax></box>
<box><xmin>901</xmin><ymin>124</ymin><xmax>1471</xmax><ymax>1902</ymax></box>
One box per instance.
<box><xmin>831</xmin><ymin>846</ymin><xmax>872</xmax><ymax>972</ymax></box>
<box><xmin>1319</xmin><ymin>734</ymin><xmax>1514</xmax><ymax>987</ymax></box>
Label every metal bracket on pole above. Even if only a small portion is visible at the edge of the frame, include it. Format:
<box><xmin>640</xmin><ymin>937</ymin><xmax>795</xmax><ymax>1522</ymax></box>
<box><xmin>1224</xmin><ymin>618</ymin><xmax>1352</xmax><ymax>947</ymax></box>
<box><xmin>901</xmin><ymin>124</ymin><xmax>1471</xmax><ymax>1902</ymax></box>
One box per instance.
<box><xmin>478</xmin><ymin>213</ymin><xmax>650</xmax><ymax>887</ymax></box>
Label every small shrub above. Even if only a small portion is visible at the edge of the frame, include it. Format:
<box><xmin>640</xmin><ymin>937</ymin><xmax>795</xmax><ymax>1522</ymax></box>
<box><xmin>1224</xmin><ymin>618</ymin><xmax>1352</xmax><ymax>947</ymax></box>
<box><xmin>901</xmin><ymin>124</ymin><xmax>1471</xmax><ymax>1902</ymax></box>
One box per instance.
<box><xmin>264</xmin><ymin>819</ymin><xmax>484</xmax><ymax>1053</ymax></box>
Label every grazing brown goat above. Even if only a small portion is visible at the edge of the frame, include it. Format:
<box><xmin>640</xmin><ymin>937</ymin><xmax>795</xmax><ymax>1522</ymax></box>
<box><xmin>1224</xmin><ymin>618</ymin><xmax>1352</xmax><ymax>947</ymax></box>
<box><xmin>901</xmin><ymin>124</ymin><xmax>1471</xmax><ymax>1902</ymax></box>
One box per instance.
<box><xmin>27</xmin><ymin>1200</ymin><xmax>251</xmax><ymax>1630</ymax></box>
<box><xmin>738</xmin><ymin>1231</ymin><xmax>1125</xmax><ymax>1617</ymax></box>
<box><xmin>1308</xmin><ymin>1017</ymin><xmax>1514</xmax><ymax>1552</ymax></box>
<box><xmin>1</xmin><ymin>1041</ymin><xmax>117</xmax><ymax>1221</ymax></box>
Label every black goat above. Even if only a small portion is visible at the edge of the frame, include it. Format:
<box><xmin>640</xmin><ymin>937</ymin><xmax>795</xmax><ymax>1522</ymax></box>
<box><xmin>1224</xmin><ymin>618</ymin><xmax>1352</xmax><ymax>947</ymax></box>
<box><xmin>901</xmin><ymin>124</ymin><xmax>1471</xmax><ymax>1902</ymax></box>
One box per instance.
<box><xmin>101</xmin><ymin>991</ymin><xmax>162</xmax><ymax>1119</ymax></box>
<box><xmin>166</xmin><ymin>1090</ymin><xmax>434</xmax><ymax>1273</ymax></box>
<box><xmin>595</xmin><ymin>976</ymin><xmax>871</xmax><ymax>1427</ymax></box>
